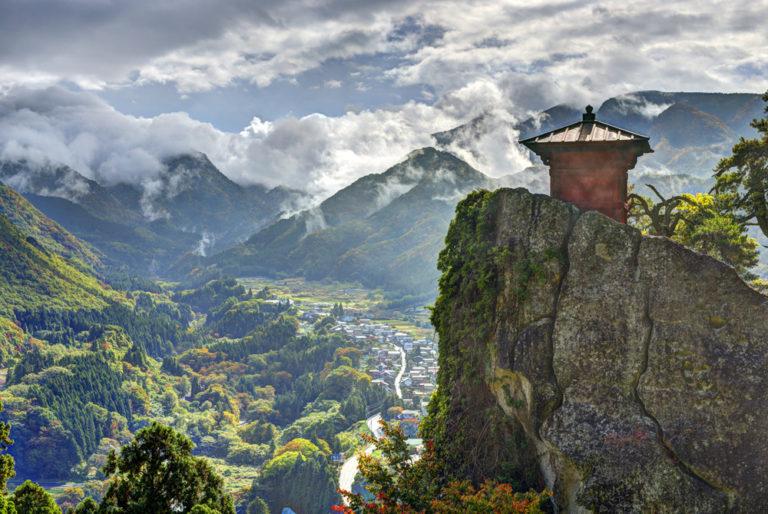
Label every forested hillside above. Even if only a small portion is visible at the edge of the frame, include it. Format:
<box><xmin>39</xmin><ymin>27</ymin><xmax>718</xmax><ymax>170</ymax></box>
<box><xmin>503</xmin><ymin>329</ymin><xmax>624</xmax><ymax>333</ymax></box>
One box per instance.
<box><xmin>0</xmin><ymin>213</ymin><xmax>120</xmax><ymax>317</ymax></box>
<box><xmin>203</xmin><ymin>148</ymin><xmax>493</xmax><ymax>304</ymax></box>
<box><xmin>0</xmin><ymin>183</ymin><xmax>101</xmax><ymax>272</ymax></box>
<box><xmin>1</xmin><ymin>154</ymin><xmax>302</xmax><ymax>276</ymax></box>
<box><xmin>1</xmin><ymin>276</ymin><xmax>395</xmax><ymax>512</ymax></box>
<box><xmin>0</xmin><ymin>191</ymin><xmax>404</xmax><ymax>511</ymax></box>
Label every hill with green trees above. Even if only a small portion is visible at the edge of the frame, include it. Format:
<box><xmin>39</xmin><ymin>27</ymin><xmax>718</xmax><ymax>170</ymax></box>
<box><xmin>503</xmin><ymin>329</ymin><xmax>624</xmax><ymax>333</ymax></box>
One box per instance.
<box><xmin>199</xmin><ymin>148</ymin><xmax>494</xmax><ymax>305</ymax></box>
<box><xmin>0</xmin><ymin>399</ymin><xmax>238</xmax><ymax>513</ymax></box>
<box><xmin>0</xmin><ymin>200</ymin><xmax>322</xmax><ymax>506</ymax></box>
<box><xmin>0</xmin><ymin>211</ymin><xmax>120</xmax><ymax>317</ymax></box>
<box><xmin>0</xmin><ymin>269</ymin><xmax>395</xmax><ymax>511</ymax></box>
<box><xmin>0</xmin><ymin>183</ymin><xmax>101</xmax><ymax>272</ymax></box>
<box><xmin>2</xmin><ymin>154</ymin><xmax>303</xmax><ymax>275</ymax></box>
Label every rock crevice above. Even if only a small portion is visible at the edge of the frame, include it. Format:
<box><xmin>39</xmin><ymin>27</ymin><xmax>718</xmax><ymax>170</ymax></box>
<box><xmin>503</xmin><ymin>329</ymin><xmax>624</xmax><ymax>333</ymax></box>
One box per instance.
<box><xmin>430</xmin><ymin>188</ymin><xmax>768</xmax><ymax>513</ymax></box>
<box><xmin>632</xmin><ymin>287</ymin><xmax>728</xmax><ymax>502</ymax></box>
<box><xmin>541</xmin><ymin>206</ymin><xmax>578</xmax><ymax>434</ymax></box>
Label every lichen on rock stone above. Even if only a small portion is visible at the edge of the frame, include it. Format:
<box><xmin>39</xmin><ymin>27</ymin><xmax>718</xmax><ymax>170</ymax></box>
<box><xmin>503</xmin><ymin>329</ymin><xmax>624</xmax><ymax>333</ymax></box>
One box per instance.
<box><xmin>427</xmin><ymin>187</ymin><xmax>768</xmax><ymax>512</ymax></box>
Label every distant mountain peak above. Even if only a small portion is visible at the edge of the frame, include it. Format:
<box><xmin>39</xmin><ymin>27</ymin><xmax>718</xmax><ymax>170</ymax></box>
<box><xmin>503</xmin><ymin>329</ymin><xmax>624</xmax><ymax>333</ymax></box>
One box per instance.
<box><xmin>388</xmin><ymin>147</ymin><xmax>485</xmax><ymax>181</ymax></box>
<box><xmin>649</xmin><ymin>101</ymin><xmax>733</xmax><ymax>147</ymax></box>
<box><xmin>0</xmin><ymin>159</ymin><xmax>95</xmax><ymax>202</ymax></box>
<box><xmin>202</xmin><ymin>149</ymin><xmax>493</xmax><ymax>299</ymax></box>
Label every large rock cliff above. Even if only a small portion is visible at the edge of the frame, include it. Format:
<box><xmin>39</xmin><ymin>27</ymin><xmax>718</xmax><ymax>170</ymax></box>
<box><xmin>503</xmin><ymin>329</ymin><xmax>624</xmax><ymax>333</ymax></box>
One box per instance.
<box><xmin>425</xmin><ymin>188</ymin><xmax>768</xmax><ymax>512</ymax></box>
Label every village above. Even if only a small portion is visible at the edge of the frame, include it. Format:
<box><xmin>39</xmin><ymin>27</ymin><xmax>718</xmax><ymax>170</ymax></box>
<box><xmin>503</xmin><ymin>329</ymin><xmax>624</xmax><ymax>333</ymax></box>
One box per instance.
<box><xmin>240</xmin><ymin>278</ymin><xmax>439</xmax><ymax>495</ymax></box>
<box><xmin>298</xmin><ymin>300</ymin><xmax>439</xmax><ymax>421</ymax></box>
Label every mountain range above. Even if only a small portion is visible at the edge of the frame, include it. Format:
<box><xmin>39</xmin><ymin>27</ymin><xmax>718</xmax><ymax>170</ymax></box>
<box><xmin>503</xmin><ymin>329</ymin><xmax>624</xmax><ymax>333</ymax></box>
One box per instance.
<box><xmin>197</xmin><ymin>148</ymin><xmax>494</xmax><ymax>303</ymax></box>
<box><xmin>1</xmin><ymin>90</ymin><xmax>763</xmax><ymax>302</ymax></box>
<box><xmin>0</xmin><ymin>154</ymin><xmax>301</xmax><ymax>274</ymax></box>
<box><xmin>435</xmin><ymin>91</ymin><xmax>763</xmax><ymax>196</ymax></box>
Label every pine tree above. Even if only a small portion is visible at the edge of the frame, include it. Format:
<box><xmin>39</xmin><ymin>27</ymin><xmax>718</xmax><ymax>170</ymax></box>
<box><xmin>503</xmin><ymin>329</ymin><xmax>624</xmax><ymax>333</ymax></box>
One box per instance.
<box><xmin>714</xmin><ymin>91</ymin><xmax>768</xmax><ymax>237</ymax></box>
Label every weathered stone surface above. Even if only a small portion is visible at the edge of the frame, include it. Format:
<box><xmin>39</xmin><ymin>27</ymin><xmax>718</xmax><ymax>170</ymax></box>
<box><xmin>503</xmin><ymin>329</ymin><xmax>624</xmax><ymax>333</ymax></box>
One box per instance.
<box><xmin>431</xmin><ymin>187</ymin><xmax>768</xmax><ymax>512</ymax></box>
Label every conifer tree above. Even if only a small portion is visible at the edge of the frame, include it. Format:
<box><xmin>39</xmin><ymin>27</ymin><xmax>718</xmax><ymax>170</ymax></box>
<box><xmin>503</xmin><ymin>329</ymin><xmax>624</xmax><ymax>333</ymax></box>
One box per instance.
<box><xmin>12</xmin><ymin>481</ymin><xmax>60</xmax><ymax>514</ymax></box>
<box><xmin>99</xmin><ymin>423</ymin><xmax>235</xmax><ymax>514</ymax></box>
<box><xmin>714</xmin><ymin>91</ymin><xmax>768</xmax><ymax>236</ymax></box>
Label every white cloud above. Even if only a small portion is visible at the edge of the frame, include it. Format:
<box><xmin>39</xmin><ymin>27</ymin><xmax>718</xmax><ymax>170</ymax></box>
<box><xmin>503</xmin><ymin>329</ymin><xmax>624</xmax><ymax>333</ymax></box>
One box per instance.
<box><xmin>611</xmin><ymin>94</ymin><xmax>673</xmax><ymax>119</ymax></box>
<box><xmin>1</xmin><ymin>0</ymin><xmax>764</xmax><ymax>108</ymax></box>
<box><xmin>231</xmin><ymin>97</ymin><xmax>481</xmax><ymax>196</ymax></box>
<box><xmin>1</xmin><ymin>0</ymin><xmax>766</xmax><ymax>210</ymax></box>
<box><xmin>0</xmin><ymin>83</ymin><xmax>529</xmax><ymax>203</ymax></box>
<box><xmin>0</xmin><ymin>87</ymin><xmax>223</xmax><ymax>186</ymax></box>
<box><xmin>398</xmin><ymin>1</ymin><xmax>767</xmax><ymax>109</ymax></box>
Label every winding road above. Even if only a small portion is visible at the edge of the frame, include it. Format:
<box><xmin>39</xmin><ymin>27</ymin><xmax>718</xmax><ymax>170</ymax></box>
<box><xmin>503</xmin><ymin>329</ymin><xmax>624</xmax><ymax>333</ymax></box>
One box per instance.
<box><xmin>394</xmin><ymin>345</ymin><xmax>406</xmax><ymax>399</ymax></box>
<box><xmin>338</xmin><ymin>414</ymin><xmax>381</xmax><ymax>498</ymax></box>
<box><xmin>339</xmin><ymin>344</ymin><xmax>406</xmax><ymax>503</ymax></box>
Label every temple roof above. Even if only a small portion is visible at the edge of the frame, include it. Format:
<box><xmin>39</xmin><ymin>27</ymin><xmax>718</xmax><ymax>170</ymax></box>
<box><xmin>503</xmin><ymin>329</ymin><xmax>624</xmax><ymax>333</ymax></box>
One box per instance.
<box><xmin>519</xmin><ymin>106</ymin><xmax>652</xmax><ymax>153</ymax></box>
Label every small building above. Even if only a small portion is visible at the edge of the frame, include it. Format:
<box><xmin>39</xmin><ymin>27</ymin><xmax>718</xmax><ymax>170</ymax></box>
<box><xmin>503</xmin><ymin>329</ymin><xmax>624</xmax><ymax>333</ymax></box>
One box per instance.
<box><xmin>520</xmin><ymin>105</ymin><xmax>653</xmax><ymax>223</ymax></box>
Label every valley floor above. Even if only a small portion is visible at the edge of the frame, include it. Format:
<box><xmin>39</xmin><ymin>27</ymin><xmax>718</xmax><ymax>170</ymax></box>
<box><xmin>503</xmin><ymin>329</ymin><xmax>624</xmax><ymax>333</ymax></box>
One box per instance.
<box><xmin>8</xmin><ymin>276</ymin><xmax>437</xmax><ymax>510</ymax></box>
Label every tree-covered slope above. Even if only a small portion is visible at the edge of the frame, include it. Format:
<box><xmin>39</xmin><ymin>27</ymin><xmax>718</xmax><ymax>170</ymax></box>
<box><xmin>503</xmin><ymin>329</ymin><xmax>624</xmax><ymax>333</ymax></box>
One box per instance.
<box><xmin>25</xmin><ymin>191</ymin><xmax>200</xmax><ymax>273</ymax></box>
<box><xmin>0</xmin><ymin>212</ymin><xmax>120</xmax><ymax>316</ymax></box>
<box><xmin>0</xmin><ymin>183</ymin><xmax>101</xmax><ymax>272</ymax></box>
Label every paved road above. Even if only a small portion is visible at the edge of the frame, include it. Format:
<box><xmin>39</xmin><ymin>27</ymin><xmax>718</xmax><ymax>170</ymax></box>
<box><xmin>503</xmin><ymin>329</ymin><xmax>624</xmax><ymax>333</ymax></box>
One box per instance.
<box><xmin>339</xmin><ymin>345</ymin><xmax>407</xmax><ymax>504</ymax></box>
<box><xmin>339</xmin><ymin>414</ymin><xmax>382</xmax><ymax>500</ymax></box>
<box><xmin>393</xmin><ymin>345</ymin><xmax>406</xmax><ymax>400</ymax></box>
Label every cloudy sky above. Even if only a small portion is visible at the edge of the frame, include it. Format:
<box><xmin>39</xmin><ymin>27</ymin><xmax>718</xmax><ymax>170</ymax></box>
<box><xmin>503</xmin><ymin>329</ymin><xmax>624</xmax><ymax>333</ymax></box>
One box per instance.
<box><xmin>1</xmin><ymin>0</ymin><xmax>766</xmax><ymax>198</ymax></box>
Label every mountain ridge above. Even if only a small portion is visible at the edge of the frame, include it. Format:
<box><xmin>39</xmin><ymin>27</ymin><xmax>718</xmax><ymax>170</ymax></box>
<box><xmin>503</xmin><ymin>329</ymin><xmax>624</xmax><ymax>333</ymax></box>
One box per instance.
<box><xmin>0</xmin><ymin>153</ymin><xmax>303</xmax><ymax>274</ymax></box>
<box><xmin>435</xmin><ymin>91</ymin><xmax>763</xmax><ymax>196</ymax></box>
<box><xmin>200</xmin><ymin>147</ymin><xmax>492</xmax><ymax>301</ymax></box>
<box><xmin>2</xmin><ymin>90</ymin><xmax>763</xmax><ymax>289</ymax></box>
<box><xmin>0</xmin><ymin>183</ymin><xmax>102</xmax><ymax>272</ymax></box>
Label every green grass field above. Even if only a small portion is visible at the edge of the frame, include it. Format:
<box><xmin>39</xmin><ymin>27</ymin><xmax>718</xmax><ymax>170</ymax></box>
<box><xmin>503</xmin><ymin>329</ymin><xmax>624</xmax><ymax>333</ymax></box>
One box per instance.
<box><xmin>238</xmin><ymin>277</ymin><xmax>385</xmax><ymax>311</ymax></box>
<box><xmin>237</xmin><ymin>277</ymin><xmax>434</xmax><ymax>339</ymax></box>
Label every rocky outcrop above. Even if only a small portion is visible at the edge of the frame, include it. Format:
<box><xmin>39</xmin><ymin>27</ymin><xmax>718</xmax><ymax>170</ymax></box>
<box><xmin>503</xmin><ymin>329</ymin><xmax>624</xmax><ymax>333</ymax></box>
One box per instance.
<box><xmin>427</xmin><ymin>188</ymin><xmax>768</xmax><ymax>512</ymax></box>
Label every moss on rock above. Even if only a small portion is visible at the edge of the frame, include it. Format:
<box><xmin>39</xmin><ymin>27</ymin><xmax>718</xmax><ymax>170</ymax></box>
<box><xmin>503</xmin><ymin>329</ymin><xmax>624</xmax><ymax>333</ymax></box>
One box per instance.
<box><xmin>425</xmin><ymin>187</ymin><xmax>768</xmax><ymax>512</ymax></box>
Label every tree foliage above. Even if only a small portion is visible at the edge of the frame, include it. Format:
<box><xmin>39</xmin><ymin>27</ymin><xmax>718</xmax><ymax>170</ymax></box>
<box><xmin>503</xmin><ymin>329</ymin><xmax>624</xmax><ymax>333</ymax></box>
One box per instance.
<box><xmin>629</xmin><ymin>188</ymin><xmax>759</xmax><ymax>276</ymax></box>
<box><xmin>8</xmin><ymin>352</ymin><xmax>132</xmax><ymax>479</ymax></box>
<box><xmin>99</xmin><ymin>423</ymin><xmax>235</xmax><ymax>514</ymax></box>
<box><xmin>338</xmin><ymin>421</ymin><xmax>551</xmax><ymax>514</ymax></box>
<box><xmin>0</xmin><ymin>401</ymin><xmax>13</xmax><ymax>492</ymax></box>
<box><xmin>71</xmin><ymin>497</ymin><xmax>99</xmax><ymax>513</ymax></box>
<box><xmin>672</xmin><ymin>193</ymin><xmax>759</xmax><ymax>275</ymax></box>
<box><xmin>246</xmin><ymin>438</ymin><xmax>340</xmax><ymax>514</ymax></box>
<box><xmin>714</xmin><ymin>91</ymin><xmax>768</xmax><ymax>237</ymax></box>
<box><xmin>12</xmin><ymin>480</ymin><xmax>60</xmax><ymax>514</ymax></box>
<box><xmin>0</xmin><ymin>401</ymin><xmax>15</xmax><ymax>514</ymax></box>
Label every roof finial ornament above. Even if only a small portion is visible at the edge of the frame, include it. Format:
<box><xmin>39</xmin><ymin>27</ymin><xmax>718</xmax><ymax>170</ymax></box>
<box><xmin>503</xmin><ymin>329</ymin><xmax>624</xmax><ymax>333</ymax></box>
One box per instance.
<box><xmin>583</xmin><ymin>105</ymin><xmax>596</xmax><ymax>122</ymax></box>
